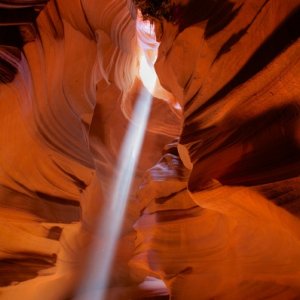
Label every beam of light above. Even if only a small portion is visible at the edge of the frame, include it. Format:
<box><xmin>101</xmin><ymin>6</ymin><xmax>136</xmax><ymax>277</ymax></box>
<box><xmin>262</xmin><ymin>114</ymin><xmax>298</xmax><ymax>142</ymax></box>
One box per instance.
<box><xmin>74</xmin><ymin>53</ymin><xmax>157</xmax><ymax>300</ymax></box>
<box><xmin>140</xmin><ymin>53</ymin><xmax>157</xmax><ymax>93</ymax></box>
<box><xmin>74</xmin><ymin>13</ymin><xmax>158</xmax><ymax>299</ymax></box>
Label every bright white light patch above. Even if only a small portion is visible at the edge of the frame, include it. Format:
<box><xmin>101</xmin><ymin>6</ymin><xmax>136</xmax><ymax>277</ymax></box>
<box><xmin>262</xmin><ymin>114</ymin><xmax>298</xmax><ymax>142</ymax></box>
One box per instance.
<box><xmin>136</xmin><ymin>14</ymin><xmax>158</xmax><ymax>93</ymax></box>
<box><xmin>75</xmin><ymin>88</ymin><xmax>153</xmax><ymax>300</ymax></box>
<box><xmin>139</xmin><ymin>53</ymin><xmax>157</xmax><ymax>93</ymax></box>
<box><xmin>74</xmin><ymin>14</ymin><xmax>157</xmax><ymax>300</ymax></box>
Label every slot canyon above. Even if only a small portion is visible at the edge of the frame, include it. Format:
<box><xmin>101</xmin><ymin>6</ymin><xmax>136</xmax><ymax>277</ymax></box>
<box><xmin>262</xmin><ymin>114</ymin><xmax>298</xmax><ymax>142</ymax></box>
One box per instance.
<box><xmin>0</xmin><ymin>0</ymin><xmax>299</xmax><ymax>299</ymax></box>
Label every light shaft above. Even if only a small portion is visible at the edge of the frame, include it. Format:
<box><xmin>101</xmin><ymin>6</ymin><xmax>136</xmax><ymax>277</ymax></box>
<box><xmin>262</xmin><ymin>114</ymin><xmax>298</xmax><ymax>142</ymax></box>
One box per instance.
<box><xmin>75</xmin><ymin>86</ymin><xmax>153</xmax><ymax>300</ymax></box>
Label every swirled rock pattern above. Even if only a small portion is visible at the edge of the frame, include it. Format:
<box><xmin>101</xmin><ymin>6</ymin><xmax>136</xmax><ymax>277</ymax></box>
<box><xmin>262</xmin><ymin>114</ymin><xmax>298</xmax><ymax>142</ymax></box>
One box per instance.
<box><xmin>0</xmin><ymin>0</ymin><xmax>179</xmax><ymax>299</ymax></box>
<box><xmin>132</xmin><ymin>0</ymin><xmax>300</xmax><ymax>299</ymax></box>
<box><xmin>1</xmin><ymin>0</ymin><xmax>300</xmax><ymax>299</ymax></box>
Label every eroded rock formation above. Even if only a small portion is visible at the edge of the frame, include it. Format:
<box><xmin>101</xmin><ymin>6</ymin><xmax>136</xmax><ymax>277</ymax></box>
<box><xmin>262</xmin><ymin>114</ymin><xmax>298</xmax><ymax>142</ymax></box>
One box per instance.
<box><xmin>0</xmin><ymin>0</ymin><xmax>299</xmax><ymax>299</ymax></box>
<box><xmin>133</xmin><ymin>0</ymin><xmax>300</xmax><ymax>299</ymax></box>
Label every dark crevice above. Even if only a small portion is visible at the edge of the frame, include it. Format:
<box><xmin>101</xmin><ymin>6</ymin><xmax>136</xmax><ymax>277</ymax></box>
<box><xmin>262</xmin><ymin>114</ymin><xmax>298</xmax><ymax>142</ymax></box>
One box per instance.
<box><xmin>178</xmin><ymin>0</ymin><xmax>230</xmax><ymax>33</ymax></box>
<box><xmin>214</xmin><ymin>26</ymin><xmax>248</xmax><ymax>61</ymax></box>
<box><xmin>35</xmin><ymin>191</ymin><xmax>80</xmax><ymax>207</ymax></box>
<box><xmin>0</xmin><ymin>7</ymin><xmax>38</xmax><ymax>25</ymax></box>
<box><xmin>188</xmin><ymin>103</ymin><xmax>300</xmax><ymax>191</ymax></box>
<box><xmin>214</xmin><ymin>0</ymin><xmax>270</xmax><ymax>61</ymax></box>
<box><xmin>52</xmin><ymin>160</ymin><xmax>88</xmax><ymax>191</ymax></box>
<box><xmin>0</xmin><ymin>26</ymin><xmax>23</xmax><ymax>48</ymax></box>
<box><xmin>154</xmin><ymin>206</ymin><xmax>203</xmax><ymax>222</ymax></box>
<box><xmin>0</xmin><ymin>54</ymin><xmax>19</xmax><ymax>83</ymax></box>
<box><xmin>183</xmin><ymin>87</ymin><xmax>201</xmax><ymax>111</ymax></box>
<box><xmin>0</xmin><ymin>252</ymin><xmax>56</xmax><ymax>287</ymax></box>
<box><xmin>257</xmin><ymin>180</ymin><xmax>300</xmax><ymax>216</ymax></box>
<box><xmin>0</xmin><ymin>3</ymin><xmax>48</xmax><ymax>83</ymax></box>
<box><xmin>47</xmin><ymin>226</ymin><xmax>63</xmax><ymax>240</ymax></box>
<box><xmin>155</xmin><ymin>188</ymin><xmax>186</xmax><ymax>204</ymax></box>
<box><xmin>204</xmin><ymin>2</ymin><xmax>243</xmax><ymax>39</ymax></box>
<box><xmin>180</xmin><ymin>122</ymin><xmax>215</xmax><ymax>145</ymax></box>
<box><xmin>0</xmin><ymin>0</ymin><xmax>47</xmax><ymax>5</ymax></box>
<box><xmin>0</xmin><ymin>185</ymin><xmax>80</xmax><ymax>223</ymax></box>
<box><xmin>187</xmin><ymin>6</ymin><xmax>300</xmax><ymax>122</ymax></box>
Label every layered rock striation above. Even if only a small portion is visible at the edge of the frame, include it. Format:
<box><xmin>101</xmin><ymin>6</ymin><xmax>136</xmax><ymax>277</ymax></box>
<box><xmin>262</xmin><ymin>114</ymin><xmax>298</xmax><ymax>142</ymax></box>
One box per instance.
<box><xmin>0</xmin><ymin>0</ymin><xmax>300</xmax><ymax>299</ymax></box>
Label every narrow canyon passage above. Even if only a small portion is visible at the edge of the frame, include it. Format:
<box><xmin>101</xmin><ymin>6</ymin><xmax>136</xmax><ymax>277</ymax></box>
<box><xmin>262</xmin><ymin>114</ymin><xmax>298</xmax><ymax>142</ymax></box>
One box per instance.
<box><xmin>0</xmin><ymin>0</ymin><xmax>299</xmax><ymax>299</ymax></box>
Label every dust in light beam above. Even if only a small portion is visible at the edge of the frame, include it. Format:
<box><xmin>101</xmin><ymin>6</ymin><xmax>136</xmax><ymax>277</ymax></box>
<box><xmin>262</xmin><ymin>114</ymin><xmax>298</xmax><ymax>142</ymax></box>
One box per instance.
<box><xmin>74</xmin><ymin>18</ymin><xmax>158</xmax><ymax>300</ymax></box>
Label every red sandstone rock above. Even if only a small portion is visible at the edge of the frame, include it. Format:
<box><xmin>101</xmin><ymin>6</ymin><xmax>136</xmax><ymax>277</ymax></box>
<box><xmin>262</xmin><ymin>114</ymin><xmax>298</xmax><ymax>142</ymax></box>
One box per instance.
<box><xmin>0</xmin><ymin>0</ymin><xmax>299</xmax><ymax>299</ymax></box>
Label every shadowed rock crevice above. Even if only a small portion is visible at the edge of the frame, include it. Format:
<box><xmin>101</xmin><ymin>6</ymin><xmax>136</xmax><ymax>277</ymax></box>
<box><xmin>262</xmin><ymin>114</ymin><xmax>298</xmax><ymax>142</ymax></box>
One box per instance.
<box><xmin>187</xmin><ymin>5</ymin><xmax>300</xmax><ymax>121</ymax></box>
<box><xmin>0</xmin><ymin>0</ymin><xmax>300</xmax><ymax>299</ymax></box>
<box><xmin>0</xmin><ymin>253</ymin><xmax>56</xmax><ymax>287</ymax></box>
<box><xmin>187</xmin><ymin>103</ymin><xmax>300</xmax><ymax>193</ymax></box>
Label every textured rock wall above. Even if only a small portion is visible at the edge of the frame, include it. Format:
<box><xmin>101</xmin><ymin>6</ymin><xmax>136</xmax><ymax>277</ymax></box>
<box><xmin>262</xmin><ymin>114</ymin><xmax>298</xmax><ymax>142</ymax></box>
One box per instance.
<box><xmin>1</xmin><ymin>0</ymin><xmax>300</xmax><ymax>299</ymax></box>
<box><xmin>132</xmin><ymin>0</ymin><xmax>300</xmax><ymax>299</ymax></box>
<box><xmin>0</xmin><ymin>0</ymin><xmax>179</xmax><ymax>299</ymax></box>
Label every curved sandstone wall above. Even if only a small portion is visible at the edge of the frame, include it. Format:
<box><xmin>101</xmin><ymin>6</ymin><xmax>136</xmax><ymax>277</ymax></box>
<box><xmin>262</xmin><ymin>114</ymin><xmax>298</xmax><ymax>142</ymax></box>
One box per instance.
<box><xmin>0</xmin><ymin>0</ymin><xmax>299</xmax><ymax>299</ymax></box>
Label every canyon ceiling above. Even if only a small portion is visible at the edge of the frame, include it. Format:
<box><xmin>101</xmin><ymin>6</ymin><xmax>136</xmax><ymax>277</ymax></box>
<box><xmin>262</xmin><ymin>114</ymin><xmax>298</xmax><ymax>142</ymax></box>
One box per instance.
<box><xmin>0</xmin><ymin>0</ymin><xmax>299</xmax><ymax>299</ymax></box>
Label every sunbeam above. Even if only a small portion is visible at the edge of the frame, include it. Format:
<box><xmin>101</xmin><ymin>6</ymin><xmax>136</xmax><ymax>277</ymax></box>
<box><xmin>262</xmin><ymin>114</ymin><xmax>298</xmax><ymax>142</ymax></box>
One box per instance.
<box><xmin>74</xmin><ymin>17</ymin><xmax>158</xmax><ymax>299</ymax></box>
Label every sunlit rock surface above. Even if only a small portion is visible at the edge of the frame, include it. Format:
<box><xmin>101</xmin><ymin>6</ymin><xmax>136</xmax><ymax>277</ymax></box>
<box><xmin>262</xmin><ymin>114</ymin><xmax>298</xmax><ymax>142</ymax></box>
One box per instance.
<box><xmin>133</xmin><ymin>0</ymin><xmax>300</xmax><ymax>299</ymax></box>
<box><xmin>0</xmin><ymin>0</ymin><xmax>299</xmax><ymax>299</ymax></box>
<box><xmin>0</xmin><ymin>0</ymin><xmax>177</xmax><ymax>298</ymax></box>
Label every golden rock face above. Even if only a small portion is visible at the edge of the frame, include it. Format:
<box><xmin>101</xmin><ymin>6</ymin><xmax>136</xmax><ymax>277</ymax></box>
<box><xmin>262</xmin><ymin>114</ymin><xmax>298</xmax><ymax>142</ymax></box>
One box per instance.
<box><xmin>0</xmin><ymin>0</ymin><xmax>299</xmax><ymax>299</ymax></box>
